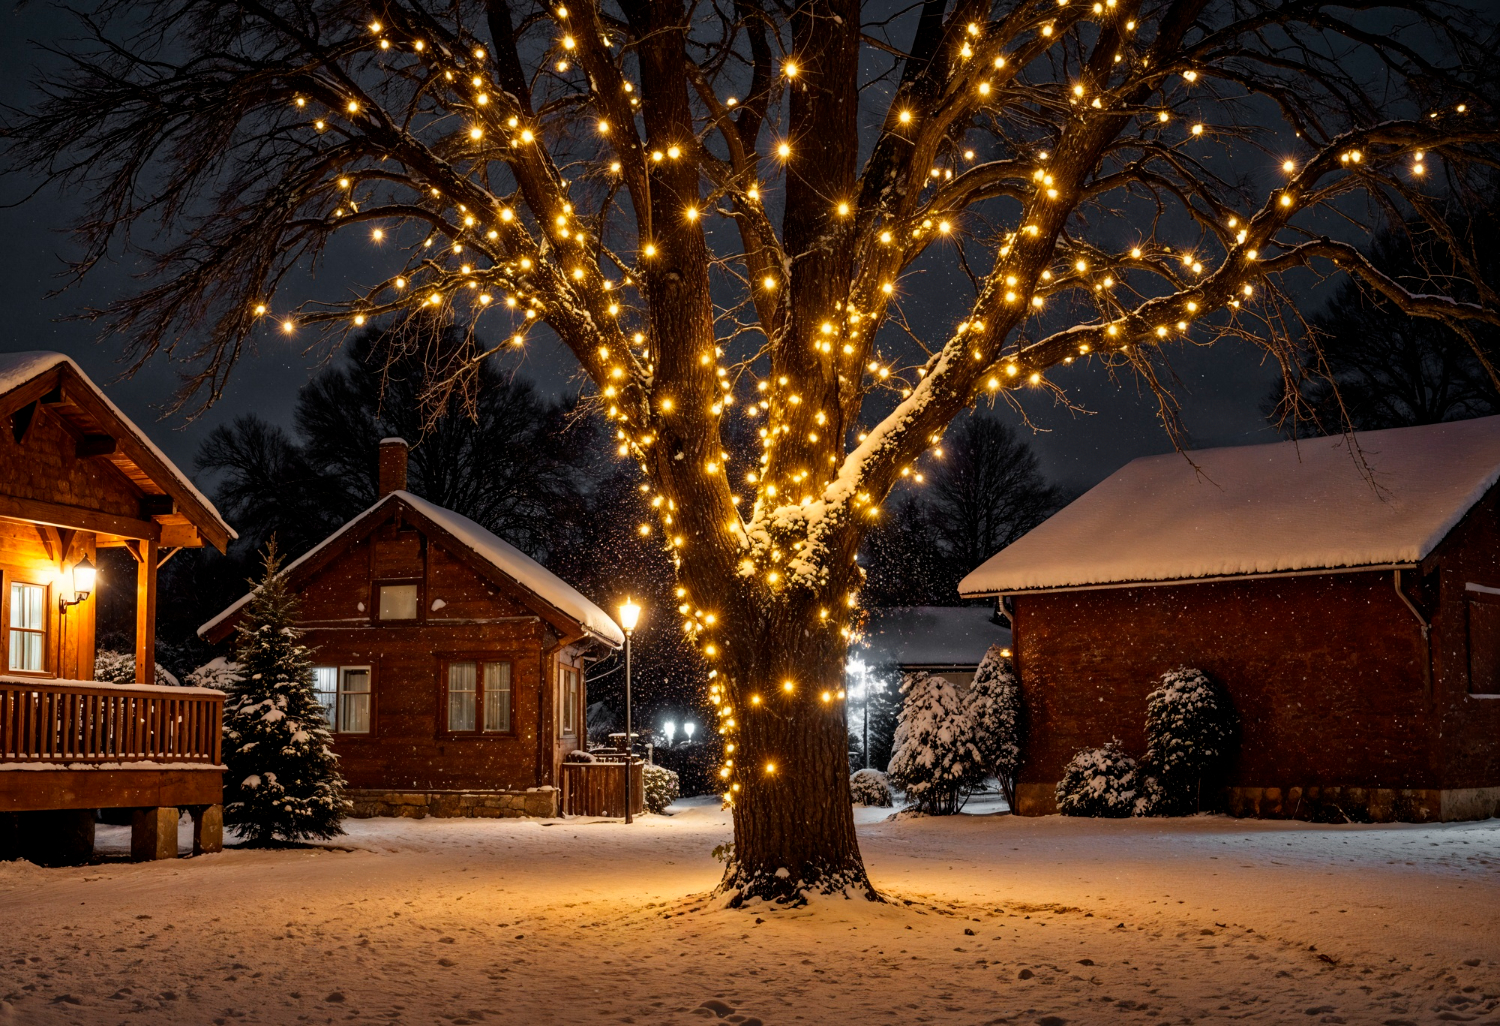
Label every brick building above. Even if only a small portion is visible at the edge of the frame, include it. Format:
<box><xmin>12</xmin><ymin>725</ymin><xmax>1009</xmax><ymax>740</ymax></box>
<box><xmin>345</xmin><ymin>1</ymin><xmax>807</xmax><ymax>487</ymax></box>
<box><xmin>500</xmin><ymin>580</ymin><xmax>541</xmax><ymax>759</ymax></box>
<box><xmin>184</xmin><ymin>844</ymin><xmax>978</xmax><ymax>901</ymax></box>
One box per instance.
<box><xmin>960</xmin><ymin>418</ymin><xmax>1500</xmax><ymax>822</ymax></box>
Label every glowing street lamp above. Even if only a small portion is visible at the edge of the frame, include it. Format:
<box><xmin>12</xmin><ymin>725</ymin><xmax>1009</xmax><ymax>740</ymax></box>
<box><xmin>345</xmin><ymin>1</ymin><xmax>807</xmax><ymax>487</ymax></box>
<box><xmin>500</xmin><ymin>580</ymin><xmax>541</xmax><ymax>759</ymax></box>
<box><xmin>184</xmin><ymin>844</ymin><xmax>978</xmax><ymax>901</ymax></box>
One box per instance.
<box><xmin>664</xmin><ymin>720</ymin><xmax>677</xmax><ymax>746</ymax></box>
<box><xmin>618</xmin><ymin>597</ymin><xmax>643</xmax><ymax>823</ymax></box>
<box><xmin>683</xmin><ymin>721</ymin><xmax>695</xmax><ymax>743</ymax></box>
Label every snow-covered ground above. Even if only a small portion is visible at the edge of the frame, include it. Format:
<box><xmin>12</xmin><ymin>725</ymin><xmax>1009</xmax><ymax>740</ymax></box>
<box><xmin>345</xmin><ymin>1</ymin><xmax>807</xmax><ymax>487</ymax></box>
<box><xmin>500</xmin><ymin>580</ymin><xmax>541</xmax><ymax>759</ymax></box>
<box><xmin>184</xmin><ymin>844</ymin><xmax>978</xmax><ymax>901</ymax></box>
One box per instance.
<box><xmin>2</xmin><ymin>800</ymin><xmax>1497</xmax><ymax>1025</ymax></box>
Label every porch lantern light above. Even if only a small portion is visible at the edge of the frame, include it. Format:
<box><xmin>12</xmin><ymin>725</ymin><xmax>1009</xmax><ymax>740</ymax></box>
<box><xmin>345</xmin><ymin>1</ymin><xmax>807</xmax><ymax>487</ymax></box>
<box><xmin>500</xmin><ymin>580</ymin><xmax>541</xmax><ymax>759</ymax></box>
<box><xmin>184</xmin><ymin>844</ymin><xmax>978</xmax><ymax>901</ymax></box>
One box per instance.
<box><xmin>60</xmin><ymin>557</ymin><xmax>96</xmax><ymax>612</ymax></box>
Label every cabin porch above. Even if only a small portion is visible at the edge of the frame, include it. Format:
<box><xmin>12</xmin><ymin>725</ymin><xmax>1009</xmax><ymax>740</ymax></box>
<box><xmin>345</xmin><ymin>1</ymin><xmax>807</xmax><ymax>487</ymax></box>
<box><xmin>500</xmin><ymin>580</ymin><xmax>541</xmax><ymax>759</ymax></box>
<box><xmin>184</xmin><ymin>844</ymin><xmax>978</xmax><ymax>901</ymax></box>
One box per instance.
<box><xmin>0</xmin><ymin>677</ymin><xmax>226</xmax><ymax>864</ymax></box>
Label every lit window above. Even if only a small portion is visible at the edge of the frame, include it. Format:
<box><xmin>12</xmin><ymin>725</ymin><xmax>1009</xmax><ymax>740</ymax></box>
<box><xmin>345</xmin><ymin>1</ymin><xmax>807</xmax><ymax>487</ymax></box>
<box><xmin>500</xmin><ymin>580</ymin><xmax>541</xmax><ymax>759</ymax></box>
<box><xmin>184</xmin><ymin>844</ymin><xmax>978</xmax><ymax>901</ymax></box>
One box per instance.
<box><xmin>448</xmin><ymin>661</ymin><xmax>477</xmax><ymax>731</ymax></box>
<box><xmin>378</xmin><ymin>583</ymin><xmax>418</xmax><ymax>620</ymax></box>
<box><xmin>446</xmin><ymin>660</ymin><xmax>513</xmax><ymax>733</ymax></box>
<box><xmin>312</xmin><ymin>667</ymin><xmax>338</xmax><ymax>724</ymax></box>
<box><xmin>8</xmin><ymin>582</ymin><xmax>45</xmax><ymax>672</ymax></box>
<box><xmin>340</xmin><ymin>668</ymin><xmax>371</xmax><ymax>733</ymax></box>
<box><xmin>485</xmin><ymin>662</ymin><xmax>512</xmax><ymax>732</ymax></box>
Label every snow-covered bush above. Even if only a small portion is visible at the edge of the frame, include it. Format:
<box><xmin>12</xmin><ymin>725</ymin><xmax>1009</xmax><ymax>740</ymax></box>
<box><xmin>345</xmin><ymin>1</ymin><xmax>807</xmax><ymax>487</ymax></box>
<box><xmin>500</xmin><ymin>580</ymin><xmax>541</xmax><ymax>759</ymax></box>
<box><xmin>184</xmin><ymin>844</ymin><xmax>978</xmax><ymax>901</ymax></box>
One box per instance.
<box><xmin>887</xmin><ymin>671</ymin><xmax>986</xmax><ymax>815</ymax></box>
<box><xmin>849</xmin><ymin>768</ymin><xmax>893</xmax><ymax>807</ymax></box>
<box><xmin>966</xmin><ymin>644</ymin><xmax>1024</xmax><ymax>809</ymax></box>
<box><xmin>642</xmin><ymin>762</ymin><xmax>679</xmax><ymax>814</ymax></box>
<box><xmin>563</xmin><ymin>749</ymin><xmax>597</xmax><ymax>763</ymax></box>
<box><xmin>222</xmin><ymin>543</ymin><xmax>347</xmax><ymax>845</ymax></box>
<box><xmin>93</xmin><ymin>650</ymin><xmax>179</xmax><ymax>687</ymax></box>
<box><xmin>1055</xmin><ymin>740</ymin><xmax>1141</xmax><ymax>818</ymax></box>
<box><xmin>185</xmin><ymin>656</ymin><xmax>242</xmax><ymax>691</ymax></box>
<box><xmin>1142</xmin><ymin>667</ymin><xmax>1237</xmax><ymax>814</ymax></box>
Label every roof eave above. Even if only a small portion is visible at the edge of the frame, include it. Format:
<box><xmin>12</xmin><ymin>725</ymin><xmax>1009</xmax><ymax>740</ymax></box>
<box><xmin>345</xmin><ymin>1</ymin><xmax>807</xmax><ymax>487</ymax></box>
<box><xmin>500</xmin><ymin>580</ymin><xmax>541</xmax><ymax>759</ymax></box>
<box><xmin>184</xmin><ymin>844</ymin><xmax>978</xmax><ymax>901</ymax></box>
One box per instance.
<box><xmin>962</xmin><ymin>560</ymin><xmax>1421</xmax><ymax>598</ymax></box>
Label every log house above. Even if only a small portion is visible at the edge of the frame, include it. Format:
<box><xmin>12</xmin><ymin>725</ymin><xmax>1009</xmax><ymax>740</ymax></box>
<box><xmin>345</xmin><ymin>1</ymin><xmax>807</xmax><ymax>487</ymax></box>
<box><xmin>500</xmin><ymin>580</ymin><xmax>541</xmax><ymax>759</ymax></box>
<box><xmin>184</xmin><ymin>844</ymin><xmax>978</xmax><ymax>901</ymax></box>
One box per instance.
<box><xmin>199</xmin><ymin>439</ymin><xmax>629</xmax><ymax>819</ymax></box>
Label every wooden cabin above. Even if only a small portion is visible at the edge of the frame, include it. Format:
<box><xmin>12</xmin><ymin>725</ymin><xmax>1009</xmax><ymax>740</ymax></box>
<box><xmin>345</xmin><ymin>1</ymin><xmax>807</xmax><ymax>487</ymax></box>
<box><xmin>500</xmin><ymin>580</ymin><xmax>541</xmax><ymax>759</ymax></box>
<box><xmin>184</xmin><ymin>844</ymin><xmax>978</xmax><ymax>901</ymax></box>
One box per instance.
<box><xmin>200</xmin><ymin>438</ymin><xmax>628</xmax><ymax>819</ymax></box>
<box><xmin>960</xmin><ymin>418</ymin><xmax>1500</xmax><ymax>823</ymax></box>
<box><xmin>0</xmin><ymin>352</ymin><xmax>235</xmax><ymax>864</ymax></box>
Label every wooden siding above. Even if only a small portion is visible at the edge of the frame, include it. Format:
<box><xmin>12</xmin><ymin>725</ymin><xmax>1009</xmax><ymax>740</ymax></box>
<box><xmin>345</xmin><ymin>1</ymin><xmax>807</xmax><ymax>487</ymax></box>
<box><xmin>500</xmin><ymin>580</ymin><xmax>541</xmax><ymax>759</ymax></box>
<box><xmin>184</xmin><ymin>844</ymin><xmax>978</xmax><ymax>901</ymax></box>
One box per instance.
<box><xmin>0</xmin><ymin>386</ymin><xmax>147</xmax><ymax>528</ymax></box>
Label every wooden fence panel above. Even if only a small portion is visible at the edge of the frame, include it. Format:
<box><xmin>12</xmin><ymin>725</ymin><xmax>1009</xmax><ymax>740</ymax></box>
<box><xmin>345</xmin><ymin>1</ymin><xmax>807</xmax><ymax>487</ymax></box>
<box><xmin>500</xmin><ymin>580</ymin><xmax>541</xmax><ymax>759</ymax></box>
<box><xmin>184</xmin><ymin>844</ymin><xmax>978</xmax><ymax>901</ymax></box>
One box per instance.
<box><xmin>560</xmin><ymin>760</ymin><xmax>645</xmax><ymax>817</ymax></box>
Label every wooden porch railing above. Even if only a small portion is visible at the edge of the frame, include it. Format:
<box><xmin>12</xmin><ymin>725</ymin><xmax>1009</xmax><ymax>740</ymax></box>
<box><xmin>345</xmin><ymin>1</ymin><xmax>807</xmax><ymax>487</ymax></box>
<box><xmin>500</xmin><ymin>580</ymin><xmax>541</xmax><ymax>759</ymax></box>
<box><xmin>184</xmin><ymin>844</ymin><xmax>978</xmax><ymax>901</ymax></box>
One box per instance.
<box><xmin>0</xmin><ymin>679</ymin><xmax>224</xmax><ymax>766</ymax></box>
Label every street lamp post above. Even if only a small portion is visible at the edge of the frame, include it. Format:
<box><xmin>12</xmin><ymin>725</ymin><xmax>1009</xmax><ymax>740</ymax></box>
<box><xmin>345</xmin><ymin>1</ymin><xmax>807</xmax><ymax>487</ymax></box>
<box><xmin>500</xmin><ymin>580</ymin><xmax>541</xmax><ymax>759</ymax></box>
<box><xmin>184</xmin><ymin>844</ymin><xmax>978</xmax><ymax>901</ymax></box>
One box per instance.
<box><xmin>618</xmin><ymin>597</ymin><xmax>641</xmax><ymax>824</ymax></box>
<box><xmin>860</xmin><ymin>662</ymin><xmax>870</xmax><ymax>770</ymax></box>
<box><xmin>846</xmin><ymin>657</ymin><xmax>869</xmax><ymax>769</ymax></box>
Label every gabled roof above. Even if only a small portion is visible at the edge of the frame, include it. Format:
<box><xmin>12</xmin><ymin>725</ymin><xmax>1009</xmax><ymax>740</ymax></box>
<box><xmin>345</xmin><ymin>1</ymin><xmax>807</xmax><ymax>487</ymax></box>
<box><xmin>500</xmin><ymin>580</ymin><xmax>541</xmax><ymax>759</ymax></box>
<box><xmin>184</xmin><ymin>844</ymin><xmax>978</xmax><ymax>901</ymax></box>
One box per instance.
<box><xmin>960</xmin><ymin>416</ymin><xmax>1500</xmax><ymax>597</ymax></box>
<box><xmin>858</xmin><ymin>606</ymin><xmax>1011</xmax><ymax>669</ymax></box>
<box><xmin>0</xmin><ymin>351</ymin><xmax>234</xmax><ymax>551</ymax></box>
<box><xmin>199</xmin><ymin>490</ymin><xmax>623</xmax><ymax>648</ymax></box>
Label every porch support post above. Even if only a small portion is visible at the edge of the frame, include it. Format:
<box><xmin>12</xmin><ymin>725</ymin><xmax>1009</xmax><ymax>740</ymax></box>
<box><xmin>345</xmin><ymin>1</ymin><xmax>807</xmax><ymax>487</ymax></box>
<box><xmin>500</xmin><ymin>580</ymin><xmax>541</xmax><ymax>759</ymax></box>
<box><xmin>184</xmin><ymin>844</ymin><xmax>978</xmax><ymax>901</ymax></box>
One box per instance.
<box><xmin>134</xmin><ymin>537</ymin><xmax>158</xmax><ymax>684</ymax></box>
<box><xmin>130</xmin><ymin>806</ymin><xmax>177</xmax><ymax>861</ymax></box>
<box><xmin>190</xmin><ymin>804</ymin><xmax>223</xmax><ymax>855</ymax></box>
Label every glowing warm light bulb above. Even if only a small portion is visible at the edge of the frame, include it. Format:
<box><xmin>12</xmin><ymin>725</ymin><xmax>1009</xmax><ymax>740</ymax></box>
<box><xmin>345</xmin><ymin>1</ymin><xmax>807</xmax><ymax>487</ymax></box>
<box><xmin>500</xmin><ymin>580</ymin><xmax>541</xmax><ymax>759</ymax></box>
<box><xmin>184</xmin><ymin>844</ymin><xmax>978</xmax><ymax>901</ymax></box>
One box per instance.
<box><xmin>777</xmin><ymin>142</ymin><xmax>791</xmax><ymax>159</ymax></box>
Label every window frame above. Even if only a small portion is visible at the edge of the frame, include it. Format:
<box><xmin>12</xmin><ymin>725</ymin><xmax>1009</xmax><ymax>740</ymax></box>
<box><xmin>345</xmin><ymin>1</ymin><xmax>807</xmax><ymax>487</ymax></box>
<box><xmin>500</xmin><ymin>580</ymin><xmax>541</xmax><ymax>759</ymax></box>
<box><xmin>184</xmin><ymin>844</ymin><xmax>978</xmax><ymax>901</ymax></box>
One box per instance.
<box><xmin>1464</xmin><ymin>583</ymin><xmax>1500</xmax><ymax>698</ymax></box>
<box><xmin>309</xmin><ymin>663</ymin><xmax>375</xmax><ymax>734</ymax></box>
<box><xmin>558</xmin><ymin>662</ymin><xmax>580</xmax><ymax>737</ymax></box>
<box><xmin>373</xmin><ymin>577</ymin><xmax>424</xmax><ymax>624</ymax></box>
<box><xmin>437</xmin><ymin>655</ymin><xmax>516</xmax><ymax>738</ymax></box>
<box><xmin>5</xmin><ymin>576</ymin><xmax>50</xmax><ymax>677</ymax></box>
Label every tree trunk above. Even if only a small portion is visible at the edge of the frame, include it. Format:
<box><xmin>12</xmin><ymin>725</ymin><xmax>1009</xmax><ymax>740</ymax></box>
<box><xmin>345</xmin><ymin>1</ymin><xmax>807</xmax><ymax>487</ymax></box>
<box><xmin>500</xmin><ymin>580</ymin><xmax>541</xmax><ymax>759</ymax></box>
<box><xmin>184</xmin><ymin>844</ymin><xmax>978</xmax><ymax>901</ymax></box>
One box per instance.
<box><xmin>714</xmin><ymin>620</ymin><xmax>878</xmax><ymax>905</ymax></box>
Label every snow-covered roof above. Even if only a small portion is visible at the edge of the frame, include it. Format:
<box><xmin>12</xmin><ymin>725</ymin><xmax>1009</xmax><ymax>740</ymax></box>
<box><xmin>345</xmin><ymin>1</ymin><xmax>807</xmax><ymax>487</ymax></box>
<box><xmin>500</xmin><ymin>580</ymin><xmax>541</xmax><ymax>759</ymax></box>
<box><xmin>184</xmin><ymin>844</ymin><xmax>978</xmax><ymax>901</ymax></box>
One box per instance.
<box><xmin>199</xmin><ymin>490</ymin><xmax>623</xmax><ymax>648</ymax></box>
<box><xmin>857</xmin><ymin>606</ymin><xmax>1011</xmax><ymax>669</ymax></box>
<box><xmin>960</xmin><ymin>416</ymin><xmax>1500</xmax><ymax>596</ymax></box>
<box><xmin>0</xmin><ymin>351</ymin><xmax>235</xmax><ymax>546</ymax></box>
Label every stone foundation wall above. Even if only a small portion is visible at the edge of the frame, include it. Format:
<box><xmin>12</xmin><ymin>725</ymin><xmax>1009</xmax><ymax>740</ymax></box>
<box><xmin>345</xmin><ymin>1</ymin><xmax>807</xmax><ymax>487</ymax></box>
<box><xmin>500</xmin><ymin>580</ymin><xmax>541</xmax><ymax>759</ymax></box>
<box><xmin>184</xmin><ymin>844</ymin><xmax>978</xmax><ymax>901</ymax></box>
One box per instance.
<box><xmin>1014</xmin><ymin>782</ymin><xmax>1500</xmax><ymax>822</ymax></box>
<box><xmin>1226</xmin><ymin>785</ymin><xmax>1500</xmax><ymax>824</ymax></box>
<box><xmin>348</xmin><ymin>787</ymin><xmax>558</xmax><ymax>819</ymax></box>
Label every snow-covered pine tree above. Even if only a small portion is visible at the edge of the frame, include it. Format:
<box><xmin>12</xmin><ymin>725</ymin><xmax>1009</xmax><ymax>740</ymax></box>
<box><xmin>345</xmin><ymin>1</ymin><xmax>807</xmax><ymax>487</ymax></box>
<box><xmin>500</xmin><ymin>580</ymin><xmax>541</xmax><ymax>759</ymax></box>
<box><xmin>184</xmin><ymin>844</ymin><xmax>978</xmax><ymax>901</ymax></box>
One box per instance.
<box><xmin>222</xmin><ymin>541</ymin><xmax>347</xmax><ymax>845</ymax></box>
<box><xmin>1054</xmin><ymin>740</ymin><xmax>1141</xmax><ymax>818</ymax></box>
<box><xmin>886</xmin><ymin>671</ymin><xmax>986</xmax><ymax>815</ymax></box>
<box><xmin>967</xmin><ymin>644</ymin><xmax>1025</xmax><ymax>810</ymax></box>
<box><xmin>1142</xmin><ymin>667</ymin><xmax>1238</xmax><ymax>815</ymax></box>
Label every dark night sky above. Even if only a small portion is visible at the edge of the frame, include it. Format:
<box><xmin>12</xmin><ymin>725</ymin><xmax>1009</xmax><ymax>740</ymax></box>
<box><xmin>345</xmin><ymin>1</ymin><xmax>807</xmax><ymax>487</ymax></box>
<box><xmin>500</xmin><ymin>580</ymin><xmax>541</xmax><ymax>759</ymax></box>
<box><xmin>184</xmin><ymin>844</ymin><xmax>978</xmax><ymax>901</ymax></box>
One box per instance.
<box><xmin>0</xmin><ymin>3</ymin><xmax>1284</xmax><ymax>497</ymax></box>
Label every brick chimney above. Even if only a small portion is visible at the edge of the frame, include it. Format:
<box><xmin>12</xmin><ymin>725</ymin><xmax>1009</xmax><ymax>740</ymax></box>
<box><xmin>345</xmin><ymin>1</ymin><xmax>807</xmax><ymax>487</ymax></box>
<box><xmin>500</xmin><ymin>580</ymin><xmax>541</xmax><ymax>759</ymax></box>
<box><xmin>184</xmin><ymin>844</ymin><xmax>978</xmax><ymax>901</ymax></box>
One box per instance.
<box><xmin>378</xmin><ymin>437</ymin><xmax>409</xmax><ymax>497</ymax></box>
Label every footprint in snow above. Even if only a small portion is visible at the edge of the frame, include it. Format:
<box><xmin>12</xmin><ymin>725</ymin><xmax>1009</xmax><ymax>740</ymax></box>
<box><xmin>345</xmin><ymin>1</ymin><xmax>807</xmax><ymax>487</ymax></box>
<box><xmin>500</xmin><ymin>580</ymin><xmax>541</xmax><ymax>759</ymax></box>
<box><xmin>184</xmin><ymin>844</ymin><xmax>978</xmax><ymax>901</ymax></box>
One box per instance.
<box><xmin>693</xmin><ymin>999</ymin><xmax>764</xmax><ymax>1025</ymax></box>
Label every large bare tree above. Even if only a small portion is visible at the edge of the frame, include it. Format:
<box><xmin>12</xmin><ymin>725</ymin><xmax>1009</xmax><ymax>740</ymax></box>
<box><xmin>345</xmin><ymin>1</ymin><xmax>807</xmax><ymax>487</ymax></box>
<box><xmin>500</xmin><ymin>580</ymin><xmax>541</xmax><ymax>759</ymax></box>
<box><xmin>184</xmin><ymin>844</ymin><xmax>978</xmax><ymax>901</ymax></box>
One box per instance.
<box><xmin>9</xmin><ymin>0</ymin><xmax>1499</xmax><ymax>901</ymax></box>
